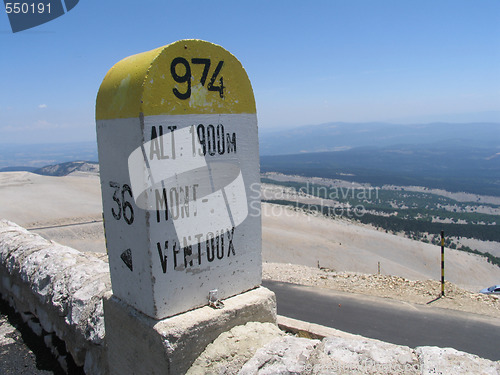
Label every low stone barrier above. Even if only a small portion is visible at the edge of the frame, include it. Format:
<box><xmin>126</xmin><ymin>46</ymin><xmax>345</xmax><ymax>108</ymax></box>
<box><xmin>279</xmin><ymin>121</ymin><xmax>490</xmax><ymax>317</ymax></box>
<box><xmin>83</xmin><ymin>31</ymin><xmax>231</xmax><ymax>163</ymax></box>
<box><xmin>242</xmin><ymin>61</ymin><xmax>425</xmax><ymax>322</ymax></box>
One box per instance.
<box><xmin>1</xmin><ymin>219</ymin><xmax>499</xmax><ymax>375</ymax></box>
<box><xmin>0</xmin><ymin>219</ymin><xmax>110</xmax><ymax>374</ymax></box>
<box><xmin>191</xmin><ymin>317</ymin><xmax>500</xmax><ymax>374</ymax></box>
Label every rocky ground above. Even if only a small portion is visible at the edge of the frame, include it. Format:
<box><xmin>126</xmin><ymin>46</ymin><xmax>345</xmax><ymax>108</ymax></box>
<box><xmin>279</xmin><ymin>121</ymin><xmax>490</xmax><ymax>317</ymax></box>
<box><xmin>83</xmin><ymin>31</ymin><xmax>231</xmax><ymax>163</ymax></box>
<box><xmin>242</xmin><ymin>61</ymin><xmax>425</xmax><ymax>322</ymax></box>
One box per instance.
<box><xmin>263</xmin><ymin>262</ymin><xmax>500</xmax><ymax>319</ymax></box>
<box><xmin>188</xmin><ymin>320</ymin><xmax>500</xmax><ymax>375</ymax></box>
<box><xmin>0</xmin><ymin>300</ymin><xmax>62</xmax><ymax>375</ymax></box>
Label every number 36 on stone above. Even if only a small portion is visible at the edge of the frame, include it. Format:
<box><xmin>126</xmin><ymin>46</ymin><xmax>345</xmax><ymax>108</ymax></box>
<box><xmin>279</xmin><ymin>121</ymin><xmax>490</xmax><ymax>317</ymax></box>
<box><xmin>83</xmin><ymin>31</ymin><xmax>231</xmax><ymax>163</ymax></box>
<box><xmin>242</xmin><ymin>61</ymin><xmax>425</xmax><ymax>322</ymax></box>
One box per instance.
<box><xmin>95</xmin><ymin>39</ymin><xmax>260</xmax><ymax>319</ymax></box>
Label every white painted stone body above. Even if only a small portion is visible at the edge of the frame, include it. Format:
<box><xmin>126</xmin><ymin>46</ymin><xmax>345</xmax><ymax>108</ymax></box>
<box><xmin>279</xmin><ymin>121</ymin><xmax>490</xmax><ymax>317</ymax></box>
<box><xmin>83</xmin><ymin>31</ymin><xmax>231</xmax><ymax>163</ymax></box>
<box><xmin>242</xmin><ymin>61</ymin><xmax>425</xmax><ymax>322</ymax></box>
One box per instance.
<box><xmin>97</xmin><ymin>113</ymin><xmax>261</xmax><ymax>319</ymax></box>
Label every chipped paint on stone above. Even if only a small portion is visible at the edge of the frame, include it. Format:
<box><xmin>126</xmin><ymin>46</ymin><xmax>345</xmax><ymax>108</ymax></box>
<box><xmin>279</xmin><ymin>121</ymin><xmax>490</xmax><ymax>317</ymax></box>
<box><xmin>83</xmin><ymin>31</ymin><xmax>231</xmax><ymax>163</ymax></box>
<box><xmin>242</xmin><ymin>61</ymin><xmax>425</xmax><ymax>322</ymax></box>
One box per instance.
<box><xmin>189</xmin><ymin>83</ymin><xmax>211</xmax><ymax>108</ymax></box>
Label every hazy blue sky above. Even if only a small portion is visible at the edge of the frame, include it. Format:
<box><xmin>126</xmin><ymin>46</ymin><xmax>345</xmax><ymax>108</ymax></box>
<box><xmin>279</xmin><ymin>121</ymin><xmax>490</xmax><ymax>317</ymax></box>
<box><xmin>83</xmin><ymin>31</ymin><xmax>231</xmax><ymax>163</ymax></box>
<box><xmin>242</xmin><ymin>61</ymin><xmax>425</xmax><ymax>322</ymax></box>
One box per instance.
<box><xmin>1</xmin><ymin>0</ymin><xmax>499</xmax><ymax>144</ymax></box>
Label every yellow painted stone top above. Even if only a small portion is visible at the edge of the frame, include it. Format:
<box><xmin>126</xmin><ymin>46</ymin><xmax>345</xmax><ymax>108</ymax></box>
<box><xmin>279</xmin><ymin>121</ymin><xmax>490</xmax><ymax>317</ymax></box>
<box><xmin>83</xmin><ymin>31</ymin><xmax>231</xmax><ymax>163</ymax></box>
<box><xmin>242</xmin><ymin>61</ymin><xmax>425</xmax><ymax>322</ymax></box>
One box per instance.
<box><xmin>96</xmin><ymin>39</ymin><xmax>256</xmax><ymax>120</ymax></box>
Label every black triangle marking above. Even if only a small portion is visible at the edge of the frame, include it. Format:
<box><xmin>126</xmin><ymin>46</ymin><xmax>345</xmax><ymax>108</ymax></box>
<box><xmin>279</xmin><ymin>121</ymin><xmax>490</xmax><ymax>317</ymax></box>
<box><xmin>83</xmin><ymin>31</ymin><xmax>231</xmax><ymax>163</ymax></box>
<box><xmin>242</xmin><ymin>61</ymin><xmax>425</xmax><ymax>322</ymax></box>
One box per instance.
<box><xmin>120</xmin><ymin>249</ymin><xmax>133</xmax><ymax>272</ymax></box>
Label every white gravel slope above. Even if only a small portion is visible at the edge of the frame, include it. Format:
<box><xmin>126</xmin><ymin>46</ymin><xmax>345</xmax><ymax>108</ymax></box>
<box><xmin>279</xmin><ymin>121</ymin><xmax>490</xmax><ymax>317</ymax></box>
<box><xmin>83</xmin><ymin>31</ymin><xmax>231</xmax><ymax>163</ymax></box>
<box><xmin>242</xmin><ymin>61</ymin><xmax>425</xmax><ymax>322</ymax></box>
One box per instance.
<box><xmin>0</xmin><ymin>172</ymin><xmax>499</xmax><ymax>293</ymax></box>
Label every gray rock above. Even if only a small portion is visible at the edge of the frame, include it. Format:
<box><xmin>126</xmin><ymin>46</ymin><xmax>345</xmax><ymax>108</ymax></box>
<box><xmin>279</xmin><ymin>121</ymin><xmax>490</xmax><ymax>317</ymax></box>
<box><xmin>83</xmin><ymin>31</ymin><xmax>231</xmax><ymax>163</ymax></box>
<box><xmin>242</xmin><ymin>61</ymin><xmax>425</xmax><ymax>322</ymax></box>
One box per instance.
<box><xmin>239</xmin><ymin>336</ymin><xmax>320</xmax><ymax>375</ymax></box>
<box><xmin>187</xmin><ymin>321</ymin><xmax>284</xmax><ymax>375</ymax></box>
<box><xmin>416</xmin><ymin>346</ymin><xmax>500</xmax><ymax>375</ymax></box>
<box><xmin>308</xmin><ymin>336</ymin><xmax>419</xmax><ymax>374</ymax></box>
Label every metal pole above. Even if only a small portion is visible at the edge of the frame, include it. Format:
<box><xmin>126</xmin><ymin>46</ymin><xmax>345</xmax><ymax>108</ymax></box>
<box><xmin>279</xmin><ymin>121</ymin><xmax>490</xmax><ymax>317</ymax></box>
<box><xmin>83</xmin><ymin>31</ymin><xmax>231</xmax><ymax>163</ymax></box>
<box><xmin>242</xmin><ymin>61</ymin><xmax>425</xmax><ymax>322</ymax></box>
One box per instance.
<box><xmin>441</xmin><ymin>230</ymin><xmax>445</xmax><ymax>296</ymax></box>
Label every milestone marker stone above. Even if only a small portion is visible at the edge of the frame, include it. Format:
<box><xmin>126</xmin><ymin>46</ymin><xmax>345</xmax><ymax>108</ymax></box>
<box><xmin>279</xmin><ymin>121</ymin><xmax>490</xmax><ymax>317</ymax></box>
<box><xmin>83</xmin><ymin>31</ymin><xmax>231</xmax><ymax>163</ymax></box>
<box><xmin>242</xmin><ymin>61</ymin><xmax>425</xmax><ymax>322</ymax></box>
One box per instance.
<box><xmin>96</xmin><ymin>39</ymin><xmax>261</xmax><ymax>319</ymax></box>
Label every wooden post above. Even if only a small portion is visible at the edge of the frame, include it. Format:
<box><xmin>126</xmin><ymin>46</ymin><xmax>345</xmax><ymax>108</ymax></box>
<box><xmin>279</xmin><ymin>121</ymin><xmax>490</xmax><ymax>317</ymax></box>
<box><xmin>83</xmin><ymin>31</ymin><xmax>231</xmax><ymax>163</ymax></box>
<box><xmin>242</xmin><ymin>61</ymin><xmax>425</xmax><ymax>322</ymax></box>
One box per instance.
<box><xmin>441</xmin><ymin>230</ymin><xmax>445</xmax><ymax>296</ymax></box>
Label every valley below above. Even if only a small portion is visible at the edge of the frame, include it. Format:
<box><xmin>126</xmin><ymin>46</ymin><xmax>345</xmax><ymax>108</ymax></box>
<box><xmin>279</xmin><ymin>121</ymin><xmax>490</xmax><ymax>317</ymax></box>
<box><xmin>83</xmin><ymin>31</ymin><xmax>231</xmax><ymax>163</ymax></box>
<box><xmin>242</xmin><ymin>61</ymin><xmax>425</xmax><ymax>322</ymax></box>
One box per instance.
<box><xmin>262</xmin><ymin>172</ymin><xmax>500</xmax><ymax>262</ymax></box>
<box><xmin>0</xmin><ymin>168</ymin><xmax>498</xmax><ymax>313</ymax></box>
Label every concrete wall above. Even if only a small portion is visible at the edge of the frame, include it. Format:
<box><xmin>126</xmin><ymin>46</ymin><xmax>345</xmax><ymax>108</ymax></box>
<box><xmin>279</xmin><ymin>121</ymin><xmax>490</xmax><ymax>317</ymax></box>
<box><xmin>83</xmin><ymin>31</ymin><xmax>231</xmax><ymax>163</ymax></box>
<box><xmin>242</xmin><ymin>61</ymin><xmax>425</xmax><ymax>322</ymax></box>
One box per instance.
<box><xmin>0</xmin><ymin>219</ymin><xmax>277</xmax><ymax>375</ymax></box>
<box><xmin>0</xmin><ymin>219</ymin><xmax>109</xmax><ymax>374</ymax></box>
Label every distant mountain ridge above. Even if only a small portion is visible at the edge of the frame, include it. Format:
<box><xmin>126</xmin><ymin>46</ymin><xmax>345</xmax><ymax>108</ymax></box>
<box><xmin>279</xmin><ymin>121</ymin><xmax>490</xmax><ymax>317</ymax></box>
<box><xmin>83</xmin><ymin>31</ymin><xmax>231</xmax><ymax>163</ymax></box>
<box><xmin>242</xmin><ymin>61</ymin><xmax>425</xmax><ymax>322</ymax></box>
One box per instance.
<box><xmin>260</xmin><ymin>142</ymin><xmax>500</xmax><ymax>196</ymax></box>
<box><xmin>259</xmin><ymin>122</ymin><xmax>500</xmax><ymax>155</ymax></box>
<box><xmin>34</xmin><ymin>161</ymin><xmax>99</xmax><ymax>176</ymax></box>
<box><xmin>0</xmin><ymin>141</ymin><xmax>97</xmax><ymax>170</ymax></box>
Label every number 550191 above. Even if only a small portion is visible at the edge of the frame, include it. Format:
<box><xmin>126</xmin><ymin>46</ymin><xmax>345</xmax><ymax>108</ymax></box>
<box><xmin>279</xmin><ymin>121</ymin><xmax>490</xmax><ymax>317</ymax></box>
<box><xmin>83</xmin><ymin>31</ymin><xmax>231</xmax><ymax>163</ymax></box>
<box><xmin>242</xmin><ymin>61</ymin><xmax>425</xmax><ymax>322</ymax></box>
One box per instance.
<box><xmin>5</xmin><ymin>2</ymin><xmax>51</xmax><ymax>14</ymax></box>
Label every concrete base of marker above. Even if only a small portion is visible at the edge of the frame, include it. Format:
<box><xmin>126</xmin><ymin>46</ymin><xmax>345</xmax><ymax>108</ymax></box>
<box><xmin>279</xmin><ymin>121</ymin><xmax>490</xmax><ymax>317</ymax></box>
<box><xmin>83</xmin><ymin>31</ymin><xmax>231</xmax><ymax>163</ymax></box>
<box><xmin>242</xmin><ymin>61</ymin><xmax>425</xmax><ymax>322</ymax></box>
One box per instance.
<box><xmin>103</xmin><ymin>286</ymin><xmax>277</xmax><ymax>375</ymax></box>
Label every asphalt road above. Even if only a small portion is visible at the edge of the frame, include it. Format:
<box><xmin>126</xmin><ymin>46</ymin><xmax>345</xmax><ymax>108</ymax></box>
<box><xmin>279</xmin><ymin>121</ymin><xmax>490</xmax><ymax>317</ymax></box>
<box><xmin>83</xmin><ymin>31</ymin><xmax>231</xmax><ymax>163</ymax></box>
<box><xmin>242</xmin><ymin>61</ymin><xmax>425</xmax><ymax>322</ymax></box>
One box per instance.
<box><xmin>263</xmin><ymin>280</ymin><xmax>500</xmax><ymax>361</ymax></box>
